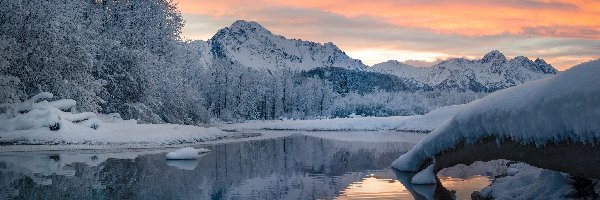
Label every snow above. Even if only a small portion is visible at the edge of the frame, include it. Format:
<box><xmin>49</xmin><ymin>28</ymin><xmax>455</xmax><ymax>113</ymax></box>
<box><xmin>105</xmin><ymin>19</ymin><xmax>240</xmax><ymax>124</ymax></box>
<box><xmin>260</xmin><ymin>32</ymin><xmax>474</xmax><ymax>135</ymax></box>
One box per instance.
<box><xmin>479</xmin><ymin>163</ymin><xmax>575</xmax><ymax>199</ymax></box>
<box><xmin>392</xmin><ymin>59</ymin><xmax>600</xmax><ymax>172</ymax></box>
<box><xmin>208</xmin><ymin>20</ymin><xmax>366</xmax><ymax>72</ymax></box>
<box><xmin>165</xmin><ymin>147</ymin><xmax>211</xmax><ymax>160</ymax></box>
<box><xmin>438</xmin><ymin>160</ymin><xmax>509</xmax><ymax>179</ymax></box>
<box><xmin>219</xmin><ymin>104</ymin><xmax>463</xmax><ymax>132</ymax></box>
<box><xmin>0</xmin><ymin>117</ymin><xmax>229</xmax><ymax>145</ymax></box>
<box><xmin>0</xmin><ymin>93</ymin><xmax>237</xmax><ymax>146</ymax></box>
<box><xmin>411</xmin><ymin>164</ymin><xmax>437</xmax><ymax>184</ymax></box>
<box><xmin>369</xmin><ymin>50</ymin><xmax>557</xmax><ymax>92</ymax></box>
<box><xmin>0</xmin><ymin>92</ymin><xmax>97</xmax><ymax>131</ymax></box>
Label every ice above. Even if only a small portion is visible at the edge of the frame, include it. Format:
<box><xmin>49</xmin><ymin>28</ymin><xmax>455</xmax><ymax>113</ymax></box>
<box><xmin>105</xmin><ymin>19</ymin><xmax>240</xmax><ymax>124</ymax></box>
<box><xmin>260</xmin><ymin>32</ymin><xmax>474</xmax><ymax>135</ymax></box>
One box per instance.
<box><xmin>166</xmin><ymin>147</ymin><xmax>211</xmax><ymax>160</ymax></box>
<box><xmin>392</xmin><ymin>59</ymin><xmax>600</xmax><ymax>172</ymax></box>
<box><xmin>411</xmin><ymin>164</ymin><xmax>437</xmax><ymax>184</ymax></box>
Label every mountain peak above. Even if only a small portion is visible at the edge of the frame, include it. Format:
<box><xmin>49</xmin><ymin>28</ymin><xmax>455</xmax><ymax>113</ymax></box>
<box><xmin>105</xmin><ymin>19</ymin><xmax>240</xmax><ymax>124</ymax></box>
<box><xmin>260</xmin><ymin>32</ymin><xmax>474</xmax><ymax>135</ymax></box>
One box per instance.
<box><xmin>481</xmin><ymin>50</ymin><xmax>507</xmax><ymax>63</ymax></box>
<box><xmin>534</xmin><ymin>58</ymin><xmax>547</xmax><ymax>65</ymax></box>
<box><xmin>228</xmin><ymin>20</ymin><xmax>271</xmax><ymax>34</ymax></box>
<box><xmin>534</xmin><ymin>58</ymin><xmax>558</xmax><ymax>74</ymax></box>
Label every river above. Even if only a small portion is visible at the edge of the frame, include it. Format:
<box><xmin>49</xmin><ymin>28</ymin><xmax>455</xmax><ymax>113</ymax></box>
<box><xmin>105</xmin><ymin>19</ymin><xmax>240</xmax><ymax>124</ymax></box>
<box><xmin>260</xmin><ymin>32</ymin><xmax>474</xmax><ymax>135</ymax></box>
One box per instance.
<box><xmin>0</xmin><ymin>131</ymin><xmax>500</xmax><ymax>199</ymax></box>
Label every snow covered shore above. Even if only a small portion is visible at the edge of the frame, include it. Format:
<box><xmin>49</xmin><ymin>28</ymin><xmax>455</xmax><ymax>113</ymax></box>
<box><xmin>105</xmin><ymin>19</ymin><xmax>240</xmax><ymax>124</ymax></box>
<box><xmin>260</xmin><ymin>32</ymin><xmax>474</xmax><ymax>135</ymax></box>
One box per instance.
<box><xmin>392</xmin><ymin>59</ymin><xmax>600</xmax><ymax>173</ymax></box>
<box><xmin>218</xmin><ymin>104</ymin><xmax>464</xmax><ymax>132</ymax></box>
<box><xmin>0</xmin><ymin>93</ymin><xmax>248</xmax><ymax>146</ymax></box>
<box><xmin>0</xmin><ymin>117</ymin><xmax>236</xmax><ymax>146</ymax></box>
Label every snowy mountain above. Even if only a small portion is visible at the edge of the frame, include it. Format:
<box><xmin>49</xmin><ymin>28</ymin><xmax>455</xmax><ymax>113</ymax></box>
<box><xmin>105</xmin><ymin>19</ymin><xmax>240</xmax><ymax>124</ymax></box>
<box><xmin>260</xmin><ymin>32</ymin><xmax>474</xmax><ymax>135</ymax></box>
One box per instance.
<box><xmin>370</xmin><ymin>50</ymin><xmax>558</xmax><ymax>92</ymax></box>
<box><xmin>205</xmin><ymin>20</ymin><xmax>366</xmax><ymax>71</ymax></box>
<box><xmin>196</xmin><ymin>21</ymin><xmax>556</xmax><ymax>93</ymax></box>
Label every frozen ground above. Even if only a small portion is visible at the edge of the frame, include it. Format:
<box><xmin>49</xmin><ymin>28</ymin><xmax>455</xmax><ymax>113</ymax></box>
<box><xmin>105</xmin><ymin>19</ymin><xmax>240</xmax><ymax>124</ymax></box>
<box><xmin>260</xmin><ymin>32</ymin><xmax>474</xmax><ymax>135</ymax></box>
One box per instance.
<box><xmin>218</xmin><ymin>104</ymin><xmax>464</xmax><ymax>132</ymax></box>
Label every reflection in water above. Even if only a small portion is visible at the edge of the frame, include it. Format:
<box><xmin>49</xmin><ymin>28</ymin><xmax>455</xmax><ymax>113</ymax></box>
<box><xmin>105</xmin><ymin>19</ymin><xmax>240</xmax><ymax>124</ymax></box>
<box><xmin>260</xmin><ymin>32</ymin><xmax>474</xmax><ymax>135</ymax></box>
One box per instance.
<box><xmin>440</xmin><ymin>176</ymin><xmax>490</xmax><ymax>199</ymax></box>
<box><xmin>0</xmin><ymin>133</ymin><xmax>494</xmax><ymax>199</ymax></box>
<box><xmin>337</xmin><ymin>174</ymin><xmax>412</xmax><ymax>199</ymax></box>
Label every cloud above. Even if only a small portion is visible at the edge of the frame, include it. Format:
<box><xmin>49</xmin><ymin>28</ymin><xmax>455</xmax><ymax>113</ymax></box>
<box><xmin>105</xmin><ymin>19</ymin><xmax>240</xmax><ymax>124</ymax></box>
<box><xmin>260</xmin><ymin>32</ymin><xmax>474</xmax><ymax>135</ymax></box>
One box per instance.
<box><xmin>402</xmin><ymin>59</ymin><xmax>446</xmax><ymax>68</ymax></box>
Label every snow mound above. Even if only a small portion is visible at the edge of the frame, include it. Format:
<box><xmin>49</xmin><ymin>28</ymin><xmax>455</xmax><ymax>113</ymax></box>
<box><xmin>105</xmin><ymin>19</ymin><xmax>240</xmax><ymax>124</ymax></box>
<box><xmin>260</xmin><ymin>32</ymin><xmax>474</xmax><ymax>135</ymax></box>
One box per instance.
<box><xmin>166</xmin><ymin>147</ymin><xmax>211</xmax><ymax>160</ymax></box>
<box><xmin>392</xmin><ymin>59</ymin><xmax>600</xmax><ymax>172</ymax></box>
<box><xmin>0</xmin><ymin>92</ymin><xmax>99</xmax><ymax>132</ymax></box>
<box><xmin>479</xmin><ymin>163</ymin><xmax>575</xmax><ymax>199</ymax></box>
<box><xmin>411</xmin><ymin>164</ymin><xmax>437</xmax><ymax>184</ymax></box>
<box><xmin>0</xmin><ymin>93</ymin><xmax>234</xmax><ymax>146</ymax></box>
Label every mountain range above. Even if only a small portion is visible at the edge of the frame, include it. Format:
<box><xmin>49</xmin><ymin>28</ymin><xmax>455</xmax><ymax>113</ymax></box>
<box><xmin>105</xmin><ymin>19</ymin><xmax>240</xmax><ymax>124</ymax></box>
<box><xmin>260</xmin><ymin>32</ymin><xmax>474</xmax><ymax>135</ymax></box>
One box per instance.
<box><xmin>195</xmin><ymin>20</ymin><xmax>558</xmax><ymax>92</ymax></box>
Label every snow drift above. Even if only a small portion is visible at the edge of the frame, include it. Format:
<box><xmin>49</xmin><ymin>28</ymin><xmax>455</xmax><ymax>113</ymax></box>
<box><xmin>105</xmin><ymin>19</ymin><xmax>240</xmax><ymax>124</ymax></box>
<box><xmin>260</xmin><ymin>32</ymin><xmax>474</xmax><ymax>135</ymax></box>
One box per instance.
<box><xmin>0</xmin><ymin>92</ymin><xmax>98</xmax><ymax>131</ymax></box>
<box><xmin>392</xmin><ymin>59</ymin><xmax>600</xmax><ymax>172</ymax></box>
<box><xmin>0</xmin><ymin>93</ymin><xmax>232</xmax><ymax>146</ymax></box>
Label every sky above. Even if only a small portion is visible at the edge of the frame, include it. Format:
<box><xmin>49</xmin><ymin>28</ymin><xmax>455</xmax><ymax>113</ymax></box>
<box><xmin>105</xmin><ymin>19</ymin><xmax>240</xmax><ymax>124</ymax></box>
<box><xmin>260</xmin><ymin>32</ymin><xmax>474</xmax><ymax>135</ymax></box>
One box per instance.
<box><xmin>175</xmin><ymin>0</ymin><xmax>600</xmax><ymax>70</ymax></box>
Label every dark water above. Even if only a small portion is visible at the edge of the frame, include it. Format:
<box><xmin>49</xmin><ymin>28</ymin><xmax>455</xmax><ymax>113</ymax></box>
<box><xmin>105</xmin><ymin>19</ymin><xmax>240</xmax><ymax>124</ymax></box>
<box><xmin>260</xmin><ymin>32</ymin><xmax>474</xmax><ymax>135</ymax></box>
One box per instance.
<box><xmin>0</xmin><ymin>134</ymin><xmax>493</xmax><ymax>199</ymax></box>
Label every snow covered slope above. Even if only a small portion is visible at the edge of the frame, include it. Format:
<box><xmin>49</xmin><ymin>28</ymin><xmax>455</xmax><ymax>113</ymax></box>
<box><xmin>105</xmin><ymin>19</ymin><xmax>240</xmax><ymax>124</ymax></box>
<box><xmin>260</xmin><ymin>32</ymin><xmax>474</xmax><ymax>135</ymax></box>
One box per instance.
<box><xmin>217</xmin><ymin>104</ymin><xmax>464</xmax><ymax>132</ymax></box>
<box><xmin>204</xmin><ymin>20</ymin><xmax>366</xmax><ymax>71</ymax></box>
<box><xmin>370</xmin><ymin>50</ymin><xmax>558</xmax><ymax>92</ymax></box>
<box><xmin>392</xmin><ymin>59</ymin><xmax>600</xmax><ymax>172</ymax></box>
<box><xmin>370</xmin><ymin>60</ymin><xmax>430</xmax><ymax>82</ymax></box>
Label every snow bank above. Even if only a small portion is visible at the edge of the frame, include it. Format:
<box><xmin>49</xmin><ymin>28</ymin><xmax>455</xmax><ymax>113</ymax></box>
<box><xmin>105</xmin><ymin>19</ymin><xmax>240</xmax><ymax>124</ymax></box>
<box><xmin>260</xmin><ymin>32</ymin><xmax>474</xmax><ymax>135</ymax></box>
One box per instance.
<box><xmin>0</xmin><ymin>92</ymin><xmax>98</xmax><ymax>132</ymax></box>
<box><xmin>0</xmin><ymin>117</ymin><xmax>229</xmax><ymax>145</ymax></box>
<box><xmin>479</xmin><ymin>163</ymin><xmax>575</xmax><ymax>199</ymax></box>
<box><xmin>166</xmin><ymin>147</ymin><xmax>211</xmax><ymax>160</ymax></box>
<box><xmin>0</xmin><ymin>93</ymin><xmax>235</xmax><ymax>146</ymax></box>
<box><xmin>392</xmin><ymin>59</ymin><xmax>600</xmax><ymax>172</ymax></box>
<box><xmin>218</xmin><ymin>104</ymin><xmax>463</xmax><ymax>132</ymax></box>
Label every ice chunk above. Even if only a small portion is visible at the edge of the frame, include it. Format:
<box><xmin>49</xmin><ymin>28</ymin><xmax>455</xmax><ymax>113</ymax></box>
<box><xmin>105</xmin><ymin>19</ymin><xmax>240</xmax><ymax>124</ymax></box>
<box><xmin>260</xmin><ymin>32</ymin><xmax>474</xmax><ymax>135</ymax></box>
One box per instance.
<box><xmin>165</xmin><ymin>147</ymin><xmax>211</xmax><ymax>160</ymax></box>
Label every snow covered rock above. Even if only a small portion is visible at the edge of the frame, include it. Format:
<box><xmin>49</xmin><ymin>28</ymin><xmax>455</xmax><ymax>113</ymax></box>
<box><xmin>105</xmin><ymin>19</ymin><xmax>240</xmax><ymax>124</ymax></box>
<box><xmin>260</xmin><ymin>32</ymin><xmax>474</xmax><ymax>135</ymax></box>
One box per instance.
<box><xmin>392</xmin><ymin>59</ymin><xmax>600</xmax><ymax>172</ymax></box>
<box><xmin>166</xmin><ymin>147</ymin><xmax>211</xmax><ymax>160</ymax></box>
<box><xmin>478</xmin><ymin>163</ymin><xmax>575</xmax><ymax>199</ymax></box>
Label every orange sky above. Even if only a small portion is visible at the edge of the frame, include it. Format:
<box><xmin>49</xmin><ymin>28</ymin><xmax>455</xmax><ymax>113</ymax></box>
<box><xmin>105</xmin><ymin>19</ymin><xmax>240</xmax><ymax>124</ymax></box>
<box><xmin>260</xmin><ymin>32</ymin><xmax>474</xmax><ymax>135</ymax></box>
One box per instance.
<box><xmin>175</xmin><ymin>0</ymin><xmax>600</xmax><ymax>70</ymax></box>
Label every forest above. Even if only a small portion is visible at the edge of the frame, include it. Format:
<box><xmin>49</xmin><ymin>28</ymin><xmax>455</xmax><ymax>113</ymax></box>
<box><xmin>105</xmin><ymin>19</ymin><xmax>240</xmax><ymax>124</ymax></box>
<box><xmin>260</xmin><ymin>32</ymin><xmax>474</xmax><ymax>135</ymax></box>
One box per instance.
<box><xmin>0</xmin><ymin>0</ymin><xmax>482</xmax><ymax>125</ymax></box>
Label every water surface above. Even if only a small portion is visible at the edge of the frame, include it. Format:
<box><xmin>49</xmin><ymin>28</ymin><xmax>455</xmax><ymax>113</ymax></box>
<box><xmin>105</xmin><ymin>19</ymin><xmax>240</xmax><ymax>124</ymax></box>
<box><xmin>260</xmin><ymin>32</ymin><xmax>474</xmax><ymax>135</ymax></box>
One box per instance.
<box><xmin>0</xmin><ymin>132</ymin><xmax>494</xmax><ymax>199</ymax></box>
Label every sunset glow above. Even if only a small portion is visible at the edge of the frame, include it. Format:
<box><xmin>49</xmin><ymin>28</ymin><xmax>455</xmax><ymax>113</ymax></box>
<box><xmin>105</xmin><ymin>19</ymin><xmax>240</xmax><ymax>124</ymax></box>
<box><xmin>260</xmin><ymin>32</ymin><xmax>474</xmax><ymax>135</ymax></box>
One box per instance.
<box><xmin>176</xmin><ymin>0</ymin><xmax>600</xmax><ymax>70</ymax></box>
